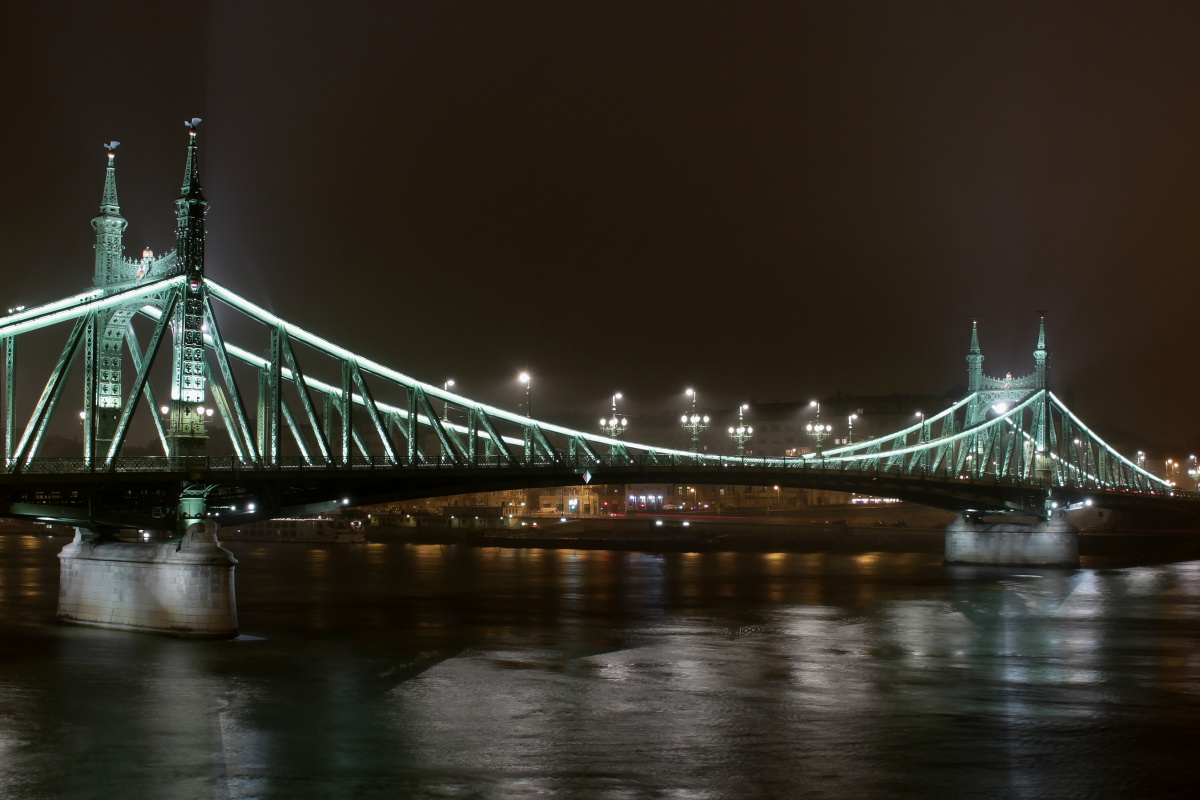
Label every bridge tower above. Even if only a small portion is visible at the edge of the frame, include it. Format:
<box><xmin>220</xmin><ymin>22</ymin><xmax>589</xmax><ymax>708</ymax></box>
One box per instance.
<box><xmin>965</xmin><ymin>319</ymin><xmax>984</xmax><ymax>425</ymax></box>
<box><xmin>1032</xmin><ymin>315</ymin><xmax>1051</xmax><ymax>479</ymax></box>
<box><xmin>91</xmin><ymin>146</ymin><xmax>128</xmax><ymax>287</ymax></box>
<box><xmin>166</xmin><ymin>121</ymin><xmax>210</xmax><ymax>457</ymax></box>
<box><xmin>89</xmin><ymin>146</ymin><xmax>131</xmax><ymax>451</ymax></box>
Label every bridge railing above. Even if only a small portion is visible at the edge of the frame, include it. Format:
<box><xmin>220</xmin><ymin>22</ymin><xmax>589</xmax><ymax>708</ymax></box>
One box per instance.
<box><xmin>4</xmin><ymin>453</ymin><xmax>1189</xmax><ymax>498</ymax></box>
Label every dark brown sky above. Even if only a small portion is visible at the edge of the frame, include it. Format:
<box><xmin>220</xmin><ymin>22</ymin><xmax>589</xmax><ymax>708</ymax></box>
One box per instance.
<box><xmin>3</xmin><ymin>2</ymin><xmax>1199</xmax><ymax>448</ymax></box>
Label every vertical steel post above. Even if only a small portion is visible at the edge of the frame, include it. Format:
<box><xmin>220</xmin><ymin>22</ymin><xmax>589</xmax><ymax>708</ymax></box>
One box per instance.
<box><xmin>323</xmin><ymin>392</ymin><xmax>333</xmax><ymax>455</ymax></box>
<box><xmin>82</xmin><ymin>312</ymin><xmax>97</xmax><ymax>467</ymax></box>
<box><xmin>407</xmin><ymin>388</ymin><xmax>418</xmax><ymax>465</ymax></box>
<box><xmin>256</xmin><ymin>369</ymin><xmax>268</xmax><ymax>461</ymax></box>
<box><xmin>340</xmin><ymin>361</ymin><xmax>352</xmax><ymax>466</ymax></box>
<box><xmin>467</xmin><ymin>408</ymin><xmax>478</xmax><ymax>465</ymax></box>
<box><xmin>4</xmin><ymin>336</ymin><xmax>13</xmax><ymax>466</ymax></box>
<box><xmin>269</xmin><ymin>327</ymin><xmax>282</xmax><ymax>465</ymax></box>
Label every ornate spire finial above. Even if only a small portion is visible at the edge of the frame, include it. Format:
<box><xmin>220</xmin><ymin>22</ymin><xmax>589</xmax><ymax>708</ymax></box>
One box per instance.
<box><xmin>1036</xmin><ymin>313</ymin><xmax>1046</xmax><ymax>351</ymax></box>
<box><xmin>969</xmin><ymin>317</ymin><xmax>981</xmax><ymax>355</ymax></box>
<box><xmin>99</xmin><ymin>141</ymin><xmax>121</xmax><ymax>215</ymax></box>
<box><xmin>180</xmin><ymin>118</ymin><xmax>204</xmax><ymax>200</ymax></box>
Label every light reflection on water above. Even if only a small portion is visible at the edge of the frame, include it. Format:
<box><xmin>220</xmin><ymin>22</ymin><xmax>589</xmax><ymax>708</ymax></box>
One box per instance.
<box><xmin>2</xmin><ymin>534</ymin><xmax>1200</xmax><ymax>798</ymax></box>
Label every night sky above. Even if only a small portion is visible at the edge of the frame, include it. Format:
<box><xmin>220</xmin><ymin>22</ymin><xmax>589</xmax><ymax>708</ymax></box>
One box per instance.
<box><xmin>3</xmin><ymin>2</ymin><xmax>1199</xmax><ymax>448</ymax></box>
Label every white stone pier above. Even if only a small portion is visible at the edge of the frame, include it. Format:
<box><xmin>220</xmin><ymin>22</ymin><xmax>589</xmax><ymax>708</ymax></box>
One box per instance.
<box><xmin>56</xmin><ymin>520</ymin><xmax>238</xmax><ymax>638</ymax></box>
<box><xmin>944</xmin><ymin>514</ymin><xmax>1079</xmax><ymax>568</ymax></box>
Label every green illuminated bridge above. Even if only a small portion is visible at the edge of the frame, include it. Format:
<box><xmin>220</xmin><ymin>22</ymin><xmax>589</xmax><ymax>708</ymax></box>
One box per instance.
<box><xmin>0</xmin><ymin>124</ymin><xmax>1193</xmax><ymax>536</ymax></box>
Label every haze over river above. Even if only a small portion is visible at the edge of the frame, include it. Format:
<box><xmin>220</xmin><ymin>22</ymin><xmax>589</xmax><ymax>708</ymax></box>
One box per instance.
<box><xmin>2</xmin><ymin>532</ymin><xmax>1199</xmax><ymax>799</ymax></box>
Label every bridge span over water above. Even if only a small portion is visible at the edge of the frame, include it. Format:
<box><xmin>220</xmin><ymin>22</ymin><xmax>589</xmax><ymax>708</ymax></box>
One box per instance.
<box><xmin>1</xmin><ymin>122</ymin><xmax>1194</xmax><ymax>635</ymax></box>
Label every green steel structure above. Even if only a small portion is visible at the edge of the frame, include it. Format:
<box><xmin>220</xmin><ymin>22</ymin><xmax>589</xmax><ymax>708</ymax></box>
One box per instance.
<box><xmin>0</xmin><ymin>123</ymin><xmax>1191</xmax><ymax>531</ymax></box>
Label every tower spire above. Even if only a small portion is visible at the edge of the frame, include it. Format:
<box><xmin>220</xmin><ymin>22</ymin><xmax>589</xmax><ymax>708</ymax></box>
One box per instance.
<box><xmin>1033</xmin><ymin>313</ymin><xmax>1048</xmax><ymax>387</ymax></box>
<box><xmin>168</xmin><ymin>118</ymin><xmax>210</xmax><ymax>457</ymax></box>
<box><xmin>966</xmin><ymin>318</ymin><xmax>984</xmax><ymax>393</ymax></box>
<box><xmin>174</xmin><ymin>118</ymin><xmax>208</xmax><ymax>286</ymax></box>
<box><xmin>92</xmin><ymin>142</ymin><xmax>127</xmax><ymax>286</ymax></box>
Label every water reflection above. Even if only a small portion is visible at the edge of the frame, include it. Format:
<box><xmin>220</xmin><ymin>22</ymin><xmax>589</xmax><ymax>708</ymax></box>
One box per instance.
<box><xmin>1</xmin><ymin>534</ymin><xmax>1199</xmax><ymax>798</ymax></box>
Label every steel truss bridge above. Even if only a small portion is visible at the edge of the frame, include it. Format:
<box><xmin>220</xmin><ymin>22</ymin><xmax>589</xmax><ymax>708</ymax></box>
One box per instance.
<box><xmin>0</xmin><ymin>125</ymin><xmax>1193</xmax><ymax>532</ymax></box>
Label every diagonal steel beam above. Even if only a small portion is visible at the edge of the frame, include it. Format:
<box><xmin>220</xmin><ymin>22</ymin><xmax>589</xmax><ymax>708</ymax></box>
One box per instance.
<box><xmin>351</xmin><ymin>362</ymin><xmax>397</xmax><ymax>464</ymax></box>
<box><xmin>205</xmin><ymin>375</ymin><xmax>245</xmax><ymax>463</ymax></box>
<box><xmin>280</xmin><ymin>394</ymin><xmax>312</xmax><ymax>464</ymax></box>
<box><xmin>416</xmin><ymin>387</ymin><xmax>461</xmax><ymax>464</ymax></box>
<box><xmin>103</xmin><ymin>290</ymin><xmax>179</xmax><ymax>466</ymax></box>
<box><xmin>203</xmin><ymin>296</ymin><xmax>259</xmax><ymax>463</ymax></box>
<box><xmin>475</xmin><ymin>409</ymin><xmax>515</xmax><ymax>465</ymax></box>
<box><xmin>530</xmin><ymin>424</ymin><xmax>559</xmax><ymax>464</ymax></box>
<box><xmin>574</xmin><ymin>435</ymin><xmax>600</xmax><ymax>466</ymax></box>
<box><xmin>329</xmin><ymin>392</ymin><xmax>371</xmax><ymax>461</ymax></box>
<box><xmin>280</xmin><ymin>332</ymin><xmax>332</xmax><ymax>465</ymax></box>
<box><xmin>12</xmin><ymin>316</ymin><xmax>87</xmax><ymax>468</ymax></box>
<box><xmin>126</xmin><ymin>324</ymin><xmax>171</xmax><ymax>456</ymax></box>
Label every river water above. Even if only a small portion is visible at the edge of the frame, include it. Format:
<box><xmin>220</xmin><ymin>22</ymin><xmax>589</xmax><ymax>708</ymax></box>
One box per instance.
<box><xmin>2</xmin><ymin>533</ymin><xmax>1199</xmax><ymax>799</ymax></box>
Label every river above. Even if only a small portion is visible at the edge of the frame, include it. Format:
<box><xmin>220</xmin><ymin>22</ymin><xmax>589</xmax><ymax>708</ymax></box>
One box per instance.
<box><xmin>2</xmin><ymin>532</ymin><xmax>1199</xmax><ymax>798</ymax></box>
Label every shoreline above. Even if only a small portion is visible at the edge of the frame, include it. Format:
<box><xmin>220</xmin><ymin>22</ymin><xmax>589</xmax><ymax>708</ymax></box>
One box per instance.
<box><xmin>364</xmin><ymin>517</ymin><xmax>1200</xmax><ymax>560</ymax></box>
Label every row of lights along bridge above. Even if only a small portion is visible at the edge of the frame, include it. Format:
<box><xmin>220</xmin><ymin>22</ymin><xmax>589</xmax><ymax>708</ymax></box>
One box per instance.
<box><xmin>447</xmin><ymin>374</ymin><xmax>901</xmax><ymax>457</ymax></box>
<box><xmin>74</xmin><ymin>363</ymin><xmax>1196</xmax><ymax>487</ymax></box>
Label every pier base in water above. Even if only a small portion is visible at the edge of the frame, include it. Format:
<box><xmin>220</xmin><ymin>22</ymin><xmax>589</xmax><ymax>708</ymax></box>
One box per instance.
<box><xmin>944</xmin><ymin>514</ymin><xmax>1079</xmax><ymax>568</ymax></box>
<box><xmin>56</xmin><ymin>521</ymin><xmax>238</xmax><ymax>638</ymax></box>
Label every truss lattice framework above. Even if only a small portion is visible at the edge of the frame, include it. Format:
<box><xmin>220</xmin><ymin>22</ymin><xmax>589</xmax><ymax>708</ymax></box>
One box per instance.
<box><xmin>0</xmin><ymin>276</ymin><xmax>1175</xmax><ymax>497</ymax></box>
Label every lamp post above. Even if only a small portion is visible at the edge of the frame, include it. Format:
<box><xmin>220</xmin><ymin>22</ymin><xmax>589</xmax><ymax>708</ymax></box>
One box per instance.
<box><xmin>519</xmin><ymin>372</ymin><xmax>531</xmax><ymax>417</ymax></box>
<box><xmin>599</xmin><ymin>393</ymin><xmax>628</xmax><ymax>438</ymax></box>
<box><xmin>600</xmin><ymin>392</ymin><xmax>628</xmax><ymax>469</ymax></box>
<box><xmin>847</xmin><ymin>413</ymin><xmax>857</xmax><ymax>445</ymax></box>
<box><xmin>443</xmin><ymin>379</ymin><xmax>455</xmax><ymax>425</ymax></box>
<box><xmin>519</xmin><ymin>372</ymin><xmax>532</xmax><ymax>463</ymax></box>
<box><xmin>1188</xmin><ymin>455</ymin><xmax>1199</xmax><ymax>491</ymax></box>
<box><xmin>805</xmin><ymin>400</ymin><xmax>831</xmax><ymax>452</ymax></box>
<box><xmin>728</xmin><ymin>403</ymin><xmax>753</xmax><ymax>456</ymax></box>
<box><xmin>681</xmin><ymin>388</ymin><xmax>709</xmax><ymax>453</ymax></box>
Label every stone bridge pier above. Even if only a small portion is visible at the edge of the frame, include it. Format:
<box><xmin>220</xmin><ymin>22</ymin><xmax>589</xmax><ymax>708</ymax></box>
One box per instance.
<box><xmin>944</xmin><ymin>513</ymin><xmax>1079</xmax><ymax>568</ymax></box>
<box><xmin>56</xmin><ymin>495</ymin><xmax>239</xmax><ymax>637</ymax></box>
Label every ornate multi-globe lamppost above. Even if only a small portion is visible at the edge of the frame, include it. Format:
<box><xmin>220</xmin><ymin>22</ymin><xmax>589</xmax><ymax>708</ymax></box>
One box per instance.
<box><xmin>599</xmin><ymin>392</ymin><xmax>629</xmax><ymax>510</ymax></box>
<box><xmin>681</xmin><ymin>388</ymin><xmax>709</xmax><ymax>453</ymax></box>
<box><xmin>599</xmin><ymin>393</ymin><xmax>628</xmax><ymax>439</ymax></box>
<box><xmin>806</xmin><ymin>400</ymin><xmax>832</xmax><ymax>452</ymax></box>
<box><xmin>728</xmin><ymin>403</ymin><xmax>753</xmax><ymax>456</ymax></box>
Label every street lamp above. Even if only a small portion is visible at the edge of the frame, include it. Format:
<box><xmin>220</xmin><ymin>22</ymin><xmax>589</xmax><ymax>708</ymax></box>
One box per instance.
<box><xmin>443</xmin><ymin>379</ymin><xmax>455</xmax><ymax>424</ymax></box>
<box><xmin>681</xmin><ymin>388</ymin><xmax>709</xmax><ymax>453</ymax></box>
<box><xmin>847</xmin><ymin>413</ymin><xmax>857</xmax><ymax>445</ymax></box>
<box><xmin>728</xmin><ymin>403</ymin><xmax>753</xmax><ymax>456</ymax></box>
<box><xmin>519</xmin><ymin>372</ymin><xmax>532</xmax><ymax>463</ymax></box>
<box><xmin>806</xmin><ymin>400</ymin><xmax>831</xmax><ymax>451</ymax></box>
<box><xmin>599</xmin><ymin>393</ymin><xmax>628</xmax><ymax>438</ymax></box>
<box><xmin>519</xmin><ymin>372</ymin><xmax>531</xmax><ymax>417</ymax></box>
<box><xmin>1165</xmin><ymin>458</ymin><xmax>1179</xmax><ymax>482</ymax></box>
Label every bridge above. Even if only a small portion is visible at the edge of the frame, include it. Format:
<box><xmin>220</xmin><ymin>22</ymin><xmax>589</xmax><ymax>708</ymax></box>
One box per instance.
<box><xmin>1</xmin><ymin>122</ymin><xmax>1193</xmax><ymax>636</ymax></box>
